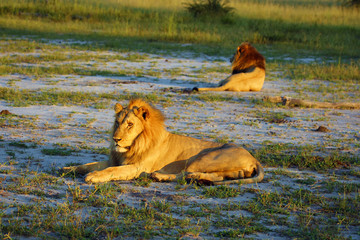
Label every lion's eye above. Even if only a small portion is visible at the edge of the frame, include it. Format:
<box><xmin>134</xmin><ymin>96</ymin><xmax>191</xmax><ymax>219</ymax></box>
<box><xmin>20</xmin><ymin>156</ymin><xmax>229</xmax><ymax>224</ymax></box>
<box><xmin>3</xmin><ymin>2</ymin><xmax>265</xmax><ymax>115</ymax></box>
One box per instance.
<box><xmin>128</xmin><ymin>122</ymin><xmax>133</xmax><ymax>128</ymax></box>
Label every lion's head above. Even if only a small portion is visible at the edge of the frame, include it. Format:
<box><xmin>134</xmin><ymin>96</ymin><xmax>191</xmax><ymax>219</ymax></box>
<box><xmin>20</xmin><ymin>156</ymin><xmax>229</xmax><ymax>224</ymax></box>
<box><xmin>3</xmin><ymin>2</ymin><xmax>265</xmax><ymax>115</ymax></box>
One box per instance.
<box><xmin>112</xmin><ymin>105</ymin><xmax>145</xmax><ymax>153</ymax></box>
<box><xmin>111</xmin><ymin>99</ymin><xmax>167</xmax><ymax>161</ymax></box>
<box><xmin>230</xmin><ymin>42</ymin><xmax>265</xmax><ymax>74</ymax></box>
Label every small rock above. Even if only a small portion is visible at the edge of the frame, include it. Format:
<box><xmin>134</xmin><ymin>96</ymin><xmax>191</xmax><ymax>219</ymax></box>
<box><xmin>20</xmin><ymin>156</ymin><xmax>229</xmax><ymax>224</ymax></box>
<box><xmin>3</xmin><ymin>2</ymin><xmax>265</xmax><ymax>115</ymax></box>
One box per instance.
<box><xmin>314</xmin><ymin>126</ymin><xmax>330</xmax><ymax>132</ymax></box>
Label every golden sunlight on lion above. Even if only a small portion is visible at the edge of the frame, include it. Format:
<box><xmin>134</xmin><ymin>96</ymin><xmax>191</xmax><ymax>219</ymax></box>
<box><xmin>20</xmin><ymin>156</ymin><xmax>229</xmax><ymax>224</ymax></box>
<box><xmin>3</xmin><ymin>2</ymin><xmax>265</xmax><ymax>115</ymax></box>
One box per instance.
<box><xmin>63</xmin><ymin>99</ymin><xmax>264</xmax><ymax>185</ymax></box>
<box><xmin>194</xmin><ymin>42</ymin><xmax>265</xmax><ymax>92</ymax></box>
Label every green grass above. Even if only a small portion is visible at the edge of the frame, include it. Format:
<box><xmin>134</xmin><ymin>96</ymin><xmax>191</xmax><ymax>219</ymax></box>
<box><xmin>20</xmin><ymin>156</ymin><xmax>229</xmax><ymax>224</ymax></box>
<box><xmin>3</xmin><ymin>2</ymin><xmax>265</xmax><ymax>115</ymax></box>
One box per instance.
<box><xmin>41</xmin><ymin>148</ymin><xmax>74</xmax><ymax>156</ymax></box>
<box><xmin>255</xmin><ymin>110</ymin><xmax>293</xmax><ymax>123</ymax></box>
<box><xmin>194</xmin><ymin>93</ymin><xmax>241</xmax><ymax>103</ymax></box>
<box><xmin>253</xmin><ymin>142</ymin><xmax>359</xmax><ymax>170</ymax></box>
<box><xmin>0</xmin><ymin>64</ymin><xmax>126</xmax><ymax>77</ymax></box>
<box><xmin>215</xmin><ymin>221</ymin><xmax>267</xmax><ymax>238</ymax></box>
<box><xmin>285</xmin><ymin>61</ymin><xmax>360</xmax><ymax>82</ymax></box>
<box><xmin>0</xmin><ymin>113</ymin><xmax>38</xmax><ymax>129</ymax></box>
<box><xmin>0</xmin><ymin>38</ymin><xmax>357</xmax><ymax>86</ymax></box>
<box><xmin>1</xmin><ymin>142</ymin><xmax>359</xmax><ymax>239</ymax></box>
<box><xmin>9</xmin><ymin>141</ymin><xmax>37</xmax><ymax>149</ymax></box>
<box><xmin>321</xmin><ymin>181</ymin><xmax>360</xmax><ymax>194</ymax></box>
<box><xmin>134</xmin><ymin>176</ymin><xmax>153</xmax><ymax>187</ymax></box>
<box><xmin>252</xmin><ymin>185</ymin><xmax>360</xmax><ymax>239</ymax></box>
<box><xmin>0</xmin><ymin>87</ymin><xmax>168</xmax><ymax>107</ymax></box>
<box><xmin>0</xmin><ymin>0</ymin><xmax>359</xmax><ymax>57</ymax></box>
<box><xmin>0</xmin><ymin>1</ymin><xmax>359</xmax><ymax>239</ymax></box>
<box><xmin>202</xmin><ymin>185</ymin><xmax>241</xmax><ymax>198</ymax></box>
<box><xmin>0</xmin><ymin>49</ymin><xmax>150</xmax><ymax>65</ymax></box>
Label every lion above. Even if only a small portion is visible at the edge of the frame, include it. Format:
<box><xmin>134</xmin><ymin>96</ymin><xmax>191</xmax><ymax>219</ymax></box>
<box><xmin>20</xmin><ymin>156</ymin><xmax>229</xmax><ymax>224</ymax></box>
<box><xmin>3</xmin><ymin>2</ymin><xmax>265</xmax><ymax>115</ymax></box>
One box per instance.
<box><xmin>194</xmin><ymin>42</ymin><xmax>265</xmax><ymax>92</ymax></box>
<box><xmin>63</xmin><ymin>99</ymin><xmax>264</xmax><ymax>185</ymax></box>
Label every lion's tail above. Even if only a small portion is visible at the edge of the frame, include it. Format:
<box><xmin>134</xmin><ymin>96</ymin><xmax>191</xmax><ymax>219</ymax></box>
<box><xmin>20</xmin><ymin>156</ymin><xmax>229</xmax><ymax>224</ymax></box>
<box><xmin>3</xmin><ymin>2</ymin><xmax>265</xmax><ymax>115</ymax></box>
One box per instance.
<box><xmin>192</xmin><ymin>86</ymin><xmax>227</xmax><ymax>92</ymax></box>
<box><xmin>213</xmin><ymin>162</ymin><xmax>265</xmax><ymax>185</ymax></box>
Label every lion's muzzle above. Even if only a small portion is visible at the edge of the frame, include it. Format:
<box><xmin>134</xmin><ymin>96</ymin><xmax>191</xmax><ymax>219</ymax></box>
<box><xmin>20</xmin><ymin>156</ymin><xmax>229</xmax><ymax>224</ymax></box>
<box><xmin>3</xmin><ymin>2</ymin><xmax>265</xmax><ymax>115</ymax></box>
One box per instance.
<box><xmin>113</xmin><ymin>137</ymin><xmax>130</xmax><ymax>152</ymax></box>
<box><xmin>113</xmin><ymin>136</ymin><xmax>122</xmax><ymax>143</ymax></box>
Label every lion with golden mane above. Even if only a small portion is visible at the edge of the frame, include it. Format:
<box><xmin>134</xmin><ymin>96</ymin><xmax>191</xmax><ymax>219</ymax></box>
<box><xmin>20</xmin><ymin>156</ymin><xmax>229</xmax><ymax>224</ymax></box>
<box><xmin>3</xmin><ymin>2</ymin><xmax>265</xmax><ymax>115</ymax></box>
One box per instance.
<box><xmin>194</xmin><ymin>42</ymin><xmax>265</xmax><ymax>92</ymax></box>
<box><xmin>63</xmin><ymin>99</ymin><xmax>264</xmax><ymax>185</ymax></box>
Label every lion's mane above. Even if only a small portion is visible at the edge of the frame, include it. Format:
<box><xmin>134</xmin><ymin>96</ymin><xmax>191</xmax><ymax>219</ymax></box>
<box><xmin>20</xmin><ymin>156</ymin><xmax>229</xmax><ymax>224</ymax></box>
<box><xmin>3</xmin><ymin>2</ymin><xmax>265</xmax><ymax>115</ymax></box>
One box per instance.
<box><xmin>231</xmin><ymin>42</ymin><xmax>265</xmax><ymax>74</ymax></box>
<box><xmin>111</xmin><ymin>99</ymin><xmax>167</xmax><ymax>165</ymax></box>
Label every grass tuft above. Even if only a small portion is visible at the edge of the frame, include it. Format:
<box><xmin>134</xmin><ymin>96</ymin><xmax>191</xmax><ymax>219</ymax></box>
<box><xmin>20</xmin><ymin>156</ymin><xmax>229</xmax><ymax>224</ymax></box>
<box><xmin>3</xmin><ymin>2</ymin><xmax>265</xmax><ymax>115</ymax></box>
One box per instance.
<box><xmin>286</xmin><ymin>61</ymin><xmax>360</xmax><ymax>82</ymax></box>
<box><xmin>254</xmin><ymin>143</ymin><xmax>358</xmax><ymax>171</ymax></box>
<box><xmin>41</xmin><ymin>148</ymin><xmax>73</xmax><ymax>156</ymax></box>
<box><xmin>203</xmin><ymin>185</ymin><xmax>240</xmax><ymax>198</ymax></box>
<box><xmin>184</xmin><ymin>0</ymin><xmax>234</xmax><ymax>17</ymax></box>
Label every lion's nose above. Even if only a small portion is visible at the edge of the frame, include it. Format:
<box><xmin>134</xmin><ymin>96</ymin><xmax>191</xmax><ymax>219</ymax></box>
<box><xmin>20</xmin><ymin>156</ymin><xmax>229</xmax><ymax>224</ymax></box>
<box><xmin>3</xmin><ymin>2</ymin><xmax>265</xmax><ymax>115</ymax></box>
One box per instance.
<box><xmin>113</xmin><ymin>137</ymin><xmax>122</xmax><ymax>142</ymax></box>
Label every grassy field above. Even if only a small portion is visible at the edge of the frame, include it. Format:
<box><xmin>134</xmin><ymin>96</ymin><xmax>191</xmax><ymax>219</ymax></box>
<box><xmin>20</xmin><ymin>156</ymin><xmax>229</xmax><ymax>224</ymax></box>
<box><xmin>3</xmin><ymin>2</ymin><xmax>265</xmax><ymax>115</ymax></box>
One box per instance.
<box><xmin>0</xmin><ymin>0</ymin><xmax>359</xmax><ymax>58</ymax></box>
<box><xmin>0</xmin><ymin>0</ymin><xmax>359</xmax><ymax>239</ymax></box>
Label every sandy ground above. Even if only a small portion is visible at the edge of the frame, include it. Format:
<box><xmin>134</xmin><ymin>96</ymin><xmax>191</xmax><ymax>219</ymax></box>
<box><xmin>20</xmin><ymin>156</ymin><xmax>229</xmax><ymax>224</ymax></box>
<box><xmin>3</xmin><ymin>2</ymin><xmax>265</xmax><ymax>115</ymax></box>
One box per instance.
<box><xmin>0</xmin><ymin>39</ymin><xmax>359</xmax><ymax>239</ymax></box>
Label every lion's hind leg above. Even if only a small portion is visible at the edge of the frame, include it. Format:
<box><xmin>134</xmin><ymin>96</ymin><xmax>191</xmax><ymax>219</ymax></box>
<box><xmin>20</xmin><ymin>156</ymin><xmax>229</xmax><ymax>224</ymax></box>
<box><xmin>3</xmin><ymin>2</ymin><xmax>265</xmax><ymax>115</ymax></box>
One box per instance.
<box><xmin>150</xmin><ymin>170</ymin><xmax>252</xmax><ymax>186</ymax></box>
<box><xmin>150</xmin><ymin>171</ymin><xmax>227</xmax><ymax>185</ymax></box>
<box><xmin>185</xmin><ymin>170</ymin><xmax>247</xmax><ymax>183</ymax></box>
<box><xmin>184</xmin><ymin>145</ymin><xmax>260</xmax><ymax>184</ymax></box>
<box><xmin>186</xmin><ymin>172</ymin><xmax>223</xmax><ymax>182</ymax></box>
<box><xmin>150</xmin><ymin>171</ymin><xmax>225</xmax><ymax>183</ymax></box>
<box><xmin>150</xmin><ymin>172</ymin><xmax>179</xmax><ymax>182</ymax></box>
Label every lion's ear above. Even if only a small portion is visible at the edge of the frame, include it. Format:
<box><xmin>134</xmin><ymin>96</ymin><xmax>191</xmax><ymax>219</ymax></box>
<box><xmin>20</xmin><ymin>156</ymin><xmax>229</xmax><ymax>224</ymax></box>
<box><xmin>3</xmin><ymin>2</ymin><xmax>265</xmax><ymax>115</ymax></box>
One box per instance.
<box><xmin>134</xmin><ymin>107</ymin><xmax>150</xmax><ymax>121</ymax></box>
<box><xmin>114</xmin><ymin>103</ymin><xmax>123</xmax><ymax>114</ymax></box>
<box><xmin>238</xmin><ymin>45</ymin><xmax>246</xmax><ymax>53</ymax></box>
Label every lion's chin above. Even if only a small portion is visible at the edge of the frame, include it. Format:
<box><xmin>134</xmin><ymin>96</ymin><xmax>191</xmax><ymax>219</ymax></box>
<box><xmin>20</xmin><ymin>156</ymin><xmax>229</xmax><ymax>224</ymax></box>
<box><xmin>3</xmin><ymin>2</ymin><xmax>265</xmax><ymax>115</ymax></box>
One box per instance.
<box><xmin>115</xmin><ymin>146</ymin><xmax>130</xmax><ymax>153</ymax></box>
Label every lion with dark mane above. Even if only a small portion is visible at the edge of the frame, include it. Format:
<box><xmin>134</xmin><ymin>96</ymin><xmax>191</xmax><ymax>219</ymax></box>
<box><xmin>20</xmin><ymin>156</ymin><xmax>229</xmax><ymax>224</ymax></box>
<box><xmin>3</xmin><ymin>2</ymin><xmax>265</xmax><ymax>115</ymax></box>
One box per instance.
<box><xmin>63</xmin><ymin>99</ymin><xmax>264</xmax><ymax>185</ymax></box>
<box><xmin>194</xmin><ymin>42</ymin><xmax>265</xmax><ymax>92</ymax></box>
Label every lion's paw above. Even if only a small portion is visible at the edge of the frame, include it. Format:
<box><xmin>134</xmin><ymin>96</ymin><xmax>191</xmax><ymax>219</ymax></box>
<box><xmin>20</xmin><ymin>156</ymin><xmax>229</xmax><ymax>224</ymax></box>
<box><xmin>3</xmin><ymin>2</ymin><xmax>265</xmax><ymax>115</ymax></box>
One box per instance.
<box><xmin>85</xmin><ymin>171</ymin><xmax>108</xmax><ymax>183</ymax></box>
<box><xmin>150</xmin><ymin>172</ymin><xmax>164</xmax><ymax>181</ymax></box>
<box><xmin>150</xmin><ymin>172</ymin><xmax>176</xmax><ymax>182</ymax></box>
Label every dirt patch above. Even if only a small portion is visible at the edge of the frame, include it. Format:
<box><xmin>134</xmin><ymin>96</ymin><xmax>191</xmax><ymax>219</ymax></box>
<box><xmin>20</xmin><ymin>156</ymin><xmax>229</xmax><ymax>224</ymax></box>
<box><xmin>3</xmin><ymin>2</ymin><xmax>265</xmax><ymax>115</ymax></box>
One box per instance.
<box><xmin>0</xmin><ymin>38</ymin><xmax>359</xmax><ymax>239</ymax></box>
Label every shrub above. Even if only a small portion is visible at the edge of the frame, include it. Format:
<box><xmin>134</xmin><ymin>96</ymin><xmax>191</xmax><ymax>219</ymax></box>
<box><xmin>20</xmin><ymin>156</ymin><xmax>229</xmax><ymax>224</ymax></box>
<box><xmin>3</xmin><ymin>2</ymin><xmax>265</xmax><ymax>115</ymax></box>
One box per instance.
<box><xmin>183</xmin><ymin>0</ymin><xmax>234</xmax><ymax>17</ymax></box>
<box><xmin>342</xmin><ymin>0</ymin><xmax>360</xmax><ymax>8</ymax></box>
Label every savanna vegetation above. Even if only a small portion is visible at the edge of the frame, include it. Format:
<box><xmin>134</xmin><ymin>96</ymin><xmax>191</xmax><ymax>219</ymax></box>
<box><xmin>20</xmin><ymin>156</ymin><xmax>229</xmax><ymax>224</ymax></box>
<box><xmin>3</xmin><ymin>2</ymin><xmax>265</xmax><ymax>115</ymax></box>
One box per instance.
<box><xmin>0</xmin><ymin>0</ymin><xmax>359</xmax><ymax>239</ymax></box>
<box><xmin>0</xmin><ymin>0</ymin><xmax>359</xmax><ymax>58</ymax></box>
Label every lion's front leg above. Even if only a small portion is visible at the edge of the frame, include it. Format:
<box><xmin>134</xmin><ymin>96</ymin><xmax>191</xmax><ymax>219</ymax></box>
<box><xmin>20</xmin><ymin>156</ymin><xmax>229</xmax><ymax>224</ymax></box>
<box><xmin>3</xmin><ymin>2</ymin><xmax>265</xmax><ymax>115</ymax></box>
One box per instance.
<box><xmin>85</xmin><ymin>165</ymin><xmax>142</xmax><ymax>183</ymax></box>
